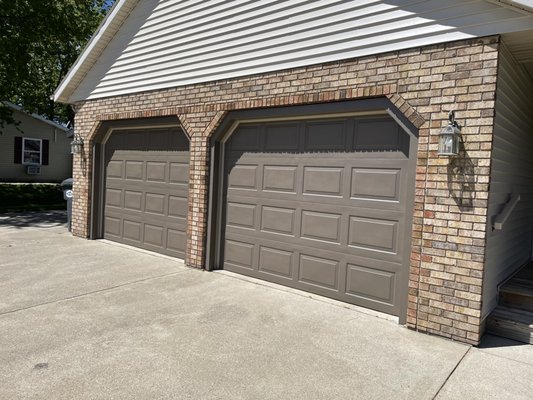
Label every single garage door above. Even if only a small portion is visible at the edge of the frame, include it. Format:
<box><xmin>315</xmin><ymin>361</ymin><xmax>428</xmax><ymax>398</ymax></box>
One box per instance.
<box><xmin>103</xmin><ymin>127</ymin><xmax>189</xmax><ymax>258</ymax></box>
<box><xmin>222</xmin><ymin>115</ymin><xmax>415</xmax><ymax>316</ymax></box>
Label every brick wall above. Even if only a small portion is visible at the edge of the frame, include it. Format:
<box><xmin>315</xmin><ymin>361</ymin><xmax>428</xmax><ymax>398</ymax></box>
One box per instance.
<box><xmin>72</xmin><ymin>36</ymin><xmax>500</xmax><ymax>344</ymax></box>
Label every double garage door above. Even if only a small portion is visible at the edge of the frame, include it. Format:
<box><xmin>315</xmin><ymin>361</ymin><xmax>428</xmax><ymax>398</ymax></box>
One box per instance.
<box><xmin>101</xmin><ymin>115</ymin><xmax>414</xmax><ymax>317</ymax></box>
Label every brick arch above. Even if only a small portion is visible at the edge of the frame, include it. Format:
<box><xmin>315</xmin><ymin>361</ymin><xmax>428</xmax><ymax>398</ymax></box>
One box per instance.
<box><xmin>386</xmin><ymin>93</ymin><xmax>426</xmax><ymax>128</ymax></box>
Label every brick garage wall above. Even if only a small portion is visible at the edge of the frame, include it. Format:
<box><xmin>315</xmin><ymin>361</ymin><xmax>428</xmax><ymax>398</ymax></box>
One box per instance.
<box><xmin>72</xmin><ymin>36</ymin><xmax>500</xmax><ymax>344</ymax></box>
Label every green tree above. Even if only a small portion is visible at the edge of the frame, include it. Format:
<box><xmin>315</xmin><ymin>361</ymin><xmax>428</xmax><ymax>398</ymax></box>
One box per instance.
<box><xmin>0</xmin><ymin>0</ymin><xmax>113</xmax><ymax>131</ymax></box>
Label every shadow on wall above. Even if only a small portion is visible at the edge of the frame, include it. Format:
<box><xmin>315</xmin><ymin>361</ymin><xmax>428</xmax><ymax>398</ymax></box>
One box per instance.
<box><xmin>447</xmin><ymin>141</ymin><xmax>476</xmax><ymax>212</ymax></box>
<box><xmin>0</xmin><ymin>210</ymin><xmax>67</xmax><ymax>229</ymax></box>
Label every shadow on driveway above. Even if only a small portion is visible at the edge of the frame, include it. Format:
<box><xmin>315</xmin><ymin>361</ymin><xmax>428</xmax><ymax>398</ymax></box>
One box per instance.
<box><xmin>0</xmin><ymin>210</ymin><xmax>67</xmax><ymax>229</ymax></box>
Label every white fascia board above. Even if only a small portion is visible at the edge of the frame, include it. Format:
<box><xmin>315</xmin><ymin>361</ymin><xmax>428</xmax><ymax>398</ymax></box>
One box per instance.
<box><xmin>492</xmin><ymin>0</ymin><xmax>533</xmax><ymax>13</ymax></box>
<box><xmin>53</xmin><ymin>0</ymin><xmax>137</xmax><ymax>104</ymax></box>
<box><xmin>4</xmin><ymin>102</ymin><xmax>71</xmax><ymax>132</ymax></box>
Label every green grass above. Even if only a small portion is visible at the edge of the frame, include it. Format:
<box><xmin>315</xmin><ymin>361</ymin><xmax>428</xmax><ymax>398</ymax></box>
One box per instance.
<box><xmin>0</xmin><ymin>184</ymin><xmax>67</xmax><ymax>213</ymax></box>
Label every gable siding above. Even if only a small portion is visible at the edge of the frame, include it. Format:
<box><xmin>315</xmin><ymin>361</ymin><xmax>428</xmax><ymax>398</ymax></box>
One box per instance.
<box><xmin>483</xmin><ymin>44</ymin><xmax>533</xmax><ymax>318</ymax></box>
<box><xmin>69</xmin><ymin>0</ymin><xmax>533</xmax><ymax>102</ymax></box>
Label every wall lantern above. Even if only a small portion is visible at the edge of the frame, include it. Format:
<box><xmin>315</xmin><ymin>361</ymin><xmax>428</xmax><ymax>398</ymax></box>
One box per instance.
<box><xmin>438</xmin><ymin>110</ymin><xmax>461</xmax><ymax>156</ymax></box>
<box><xmin>70</xmin><ymin>134</ymin><xmax>84</xmax><ymax>155</ymax></box>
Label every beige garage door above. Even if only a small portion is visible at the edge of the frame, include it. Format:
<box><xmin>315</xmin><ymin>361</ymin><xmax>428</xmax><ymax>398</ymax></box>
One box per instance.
<box><xmin>222</xmin><ymin>115</ymin><xmax>415</xmax><ymax>316</ymax></box>
<box><xmin>103</xmin><ymin>127</ymin><xmax>189</xmax><ymax>258</ymax></box>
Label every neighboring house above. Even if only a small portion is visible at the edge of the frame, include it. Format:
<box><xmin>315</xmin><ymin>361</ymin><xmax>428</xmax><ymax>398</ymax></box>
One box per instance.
<box><xmin>0</xmin><ymin>103</ymin><xmax>72</xmax><ymax>182</ymax></box>
<box><xmin>53</xmin><ymin>0</ymin><xmax>533</xmax><ymax>345</ymax></box>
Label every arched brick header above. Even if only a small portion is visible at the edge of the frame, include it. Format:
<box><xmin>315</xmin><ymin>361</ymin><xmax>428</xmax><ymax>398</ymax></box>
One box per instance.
<box><xmin>387</xmin><ymin>94</ymin><xmax>426</xmax><ymax>128</ymax></box>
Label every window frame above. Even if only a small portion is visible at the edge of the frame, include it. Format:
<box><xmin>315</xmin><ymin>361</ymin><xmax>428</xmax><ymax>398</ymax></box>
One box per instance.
<box><xmin>22</xmin><ymin>137</ymin><xmax>43</xmax><ymax>165</ymax></box>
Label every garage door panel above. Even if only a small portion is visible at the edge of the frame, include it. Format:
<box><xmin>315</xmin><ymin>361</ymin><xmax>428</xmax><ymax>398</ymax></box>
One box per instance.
<box><xmin>168</xmin><ymin>196</ymin><xmax>188</xmax><ymax>218</ymax></box>
<box><xmin>265</xmin><ymin>123</ymin><xmax>299</xmax><ymax>151</ymax></box>
<box><xmin>169</xmin><ymin>162</ymin><xmax>189</xmax><ymax>184</ymax></box>
<box><xmin>125</xmin><ymin>161</ymin><xmax>143</xmax><ymax>180</ymax></box>
<box><xmin>260</xmin><ymin>206</ymin><xmax>296</xmax><ymax>236</ymax></box>
<box><xmin>298</xmin><ymin>254</ymin><xmax>339</xmax><ymax>291</ymax></box>
<box><xmin>103</xmin><ymin>127</ymin><xmax>189</xmax><ymax>259</ymax></box>
<box><xmin>229</xmin><ymin>191</ymin><xmax>404</xmax><ymax>213</ymax></box>
<box><xmin>123</xmin><ymin>220</ymin><xmax>141</xmax><ymax>241</ymax></box>
<box><xmin>345</xmin><ymin>263</ymin><xmax>396</xmax><ymax>305</ymax></box>
<box><xmin>300</xmin><ymin>211</ymin><xmax>341</xmax><ymax>244</ymax></box>
<box><xmin>354</xmin><ymin>120</ymin><xmax>410</xmax><ymax>155</ymax></box>
<box><xmin>144</xmin><ymin>224</ymin><xmax>164</xmax><ymax>247</ymax></box>
<box><xmin>228</xmin><ymin>224</ymin><xmax>402</xmax><ymax>266</ymax></box>
<box><xmin>145</xmin><ymin>193</ymin><xmax>165</xmax><ymax>214</ymax></box>
<box><xmin>227</xmin><ymin>164</ymin><xmax>258</xmax><ymax>190</ymax></box>
<box><xmin>348</xmin><ymin>216</ymin><xmax>398</xmax><ymax>254</ymax></box>
<box><xmin>229</xmin><ymin>125</ymin><xmax>262</xmax><ymax>151</ymax></box>
<box><xmin>105</xmin><ymin>188</ymin><xmax>122</xmax><ymax>207</ymax></box>
<box><xmin>258</xmin><ymin>246</ymin><xmax>293</xmax><ymax>279</ymax></box>
<box><xmin>223</xmin><ymin>115</ymin><xmax>414</xmax><ymax>317</ymax></box>
<box><xmin>123</xmin><ymin>190</ymin><xmax>143</xmax><ymax>211</ymax></box>
<box><xmin>104</xmin><ymin>216</ymin><xmax>121</xmax><ymax>236</ymax></box>
<box><xmin>167</xmin><ymin>229</ymin><xmax>186</xmax><ymax>253</ymax></box>
<box><xmin>304</xmin><ymin>120</ymin><xmax>347</xmax><ymax>151</ymax></box>
<box><xmin>262</xmin><ymin>165</ymin><xmax>297</xmax><ymax>193</ymax></box>
<box><xmin>351</xmin><ymin>168</ymin><xmax>401</xmax><ymax>201</ymax></box>
<box><xmin>226</xmin><ymin>202</ymin><xmax>256</xmax><ymax>229</ymax></box>
<box><xmin>107</xmin><ymin>160</ymin><xmax>123</xmax><ymax>178</ymax></box>
<box><xmin>225</xmin><ymin>239</ymin><xmax>255</xmax><ymax>269</ymax></box>
<box><xmin>145</xmin><ymin>162</ymin><xmax>167</xmax><ymax>182</ymax></box>
<box><xmin>302</xmin><ymin>167</ymin><xmax>344</xmax><ymax>197</ymax></box>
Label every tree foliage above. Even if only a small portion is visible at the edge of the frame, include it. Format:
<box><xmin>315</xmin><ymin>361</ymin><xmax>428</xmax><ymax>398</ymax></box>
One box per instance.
<box><xmin>0</xmin><ymin>0</ymin><xmax>114</xmax><ymax>131</ymax></box>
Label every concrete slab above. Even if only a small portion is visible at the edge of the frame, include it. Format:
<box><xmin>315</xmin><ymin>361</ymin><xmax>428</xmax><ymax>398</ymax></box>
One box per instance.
<box><xmin>436</xmin><ymin>345</ymin><xmax>533</xmax><ymax>400</ymax></box>
<box><xmin>0</xmin><ymin>215</ymin><xmax>470</xmax><ymax>399</ymax></box>
<box><xmin>479</xmin><ymin>334</ymin><xmax>533</xmax><ymax>366</ymax></box>
<box><xmin>0</xmin><ymin>271</ymin><xmax>468</xmax><ymax>400</ymax></box>
<box><xmin>0</xmin><ymin>213</ymin><xmax>187</xmax><ymax>314</ymax></box>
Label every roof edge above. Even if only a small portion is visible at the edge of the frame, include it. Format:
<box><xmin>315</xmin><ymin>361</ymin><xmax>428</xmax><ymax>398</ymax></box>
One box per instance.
<box><xmin>489</xmin><ymin>0</ymin><xmax>533</xmax><ymax>13</ymax></box>
<box><xmin>4</xmin><ymin>102</ymin><xmax>71</xmax><ymax>132</ymax></box>
<box><xmin>53</xmin><ymin>0</ymin><xmax>138</xmax><ymax>104</ymax></box>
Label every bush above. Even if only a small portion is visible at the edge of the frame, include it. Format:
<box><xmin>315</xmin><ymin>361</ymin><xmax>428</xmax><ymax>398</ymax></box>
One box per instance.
<box><xmin>0</xmin><ymin>183</ymin><xmax>66</xmax><ymax>213</ymax></box>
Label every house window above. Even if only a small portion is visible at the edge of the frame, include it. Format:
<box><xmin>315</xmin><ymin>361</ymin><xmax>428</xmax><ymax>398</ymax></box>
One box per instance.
<box><xmin>22</xmin><ymin>138</ymin><xmax>42</xmax><ymax>165</ymax></box>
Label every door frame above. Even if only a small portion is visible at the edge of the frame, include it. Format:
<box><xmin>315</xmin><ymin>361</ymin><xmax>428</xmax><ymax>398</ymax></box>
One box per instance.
<box><xmin>206</xmin><ymin>98</ymin><xmax>419</xmax><ymax>323</ymax></box>
<box><xmin>90</xmin><ymin>116</ymin><xmax>188</xmax><ymax>240</ymax></box>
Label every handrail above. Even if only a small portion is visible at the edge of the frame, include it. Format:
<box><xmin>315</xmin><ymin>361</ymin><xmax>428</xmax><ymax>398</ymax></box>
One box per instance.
<box><xmin>493</xmin><ymin>193</ymin><xmax>520</xmax><ymax>230</ymax></box>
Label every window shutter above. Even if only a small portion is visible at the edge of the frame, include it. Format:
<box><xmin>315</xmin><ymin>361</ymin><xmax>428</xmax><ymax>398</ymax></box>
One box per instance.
<box><xmin>14</xmin><ymin>136</ymin><xmax>22</xmax><ymax>164</ymax></box>
<box><xmin>42</xmin><ymin>139</ymin><xmax>49</xmax><ymax>165</ymax></box>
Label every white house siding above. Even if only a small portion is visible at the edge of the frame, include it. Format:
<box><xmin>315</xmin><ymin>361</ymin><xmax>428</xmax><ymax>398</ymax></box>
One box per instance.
<box><xmin>483</xmin><ymin>44</ymin><xmax>533</xmax><ymax>318</ymax></box>
<box><xmin>0</xmin><ymin>110</ymin><xmax>72</xmax><ymax>183</ymax></box>
<box><xmin>67</xmin><ymin>0</ymin><xmax>533</xmax><ymax>102</ymax></box>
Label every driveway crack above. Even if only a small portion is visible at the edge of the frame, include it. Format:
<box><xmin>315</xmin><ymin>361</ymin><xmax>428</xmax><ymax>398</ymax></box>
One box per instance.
<box><xmin>0</xmin><ymin>269</ymin><xmax>193</xmax><ymax>317</ymax></box>
<box><xmin>432</xmin><ymin>346</ymin><xmax>471</xmax><ymax>399</ymax></box>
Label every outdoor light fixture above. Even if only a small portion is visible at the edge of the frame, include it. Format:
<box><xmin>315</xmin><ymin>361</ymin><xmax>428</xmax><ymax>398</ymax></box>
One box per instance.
<box><xmin>70</xmin><ymin>134</ymin><xmax>84</xmax><ymax>155</ymax></box>
<box><xmin>438</xmin><ymin>110</ymin><xmax>461</xmax><ymax>156</ymax></box>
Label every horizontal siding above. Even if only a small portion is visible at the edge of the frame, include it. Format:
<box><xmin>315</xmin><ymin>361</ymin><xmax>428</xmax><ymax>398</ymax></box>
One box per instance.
<box><xmin>483</xmin><ymin>44</ymin><xmax>533</xmax><ymax>318</ymax></box>
<box><xmin>0</xmin><ymin>110</ymin><xmax>72</xmax><ymax>183</ymax></box>
<box><xmin>69</xmin><ymin>0</ymin><xmax>533</xmax><ymax>101</ymax></box>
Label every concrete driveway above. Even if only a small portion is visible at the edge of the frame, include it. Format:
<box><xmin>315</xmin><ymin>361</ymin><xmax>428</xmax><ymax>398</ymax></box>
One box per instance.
<box><xmin>1</xmin><ymin>212</ymin><xmax>533</xmax><ymax>399</ymax></box>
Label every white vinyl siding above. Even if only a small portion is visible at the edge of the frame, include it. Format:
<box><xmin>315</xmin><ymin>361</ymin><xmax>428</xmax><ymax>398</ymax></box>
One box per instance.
<box><xmin>66</xmin><ymin>0</ymin><xmax>533</xmax><ymax>102</ymax></box>
<box><xmin>483</xmin><ymin>44</ymin><xmax>533</xmax><ymax>319</ymax></box>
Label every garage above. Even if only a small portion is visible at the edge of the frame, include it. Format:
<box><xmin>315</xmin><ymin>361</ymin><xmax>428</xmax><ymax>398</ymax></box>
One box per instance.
<box><xmin>102</xmin><ymin>126</ymin><xmax>189</xmax><ymax>259</ymax></box>
<box><xmin>220</xmin><ymin>114</ymin><xmax>416</xmax><ymax>317</ymax></box>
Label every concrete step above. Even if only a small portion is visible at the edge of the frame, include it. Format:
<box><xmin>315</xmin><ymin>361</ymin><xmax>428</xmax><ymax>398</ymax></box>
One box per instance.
<box><xmin>486</xmin><ymin>305</ymin><xmax>533</xmax><ymax>344</ymax></box>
